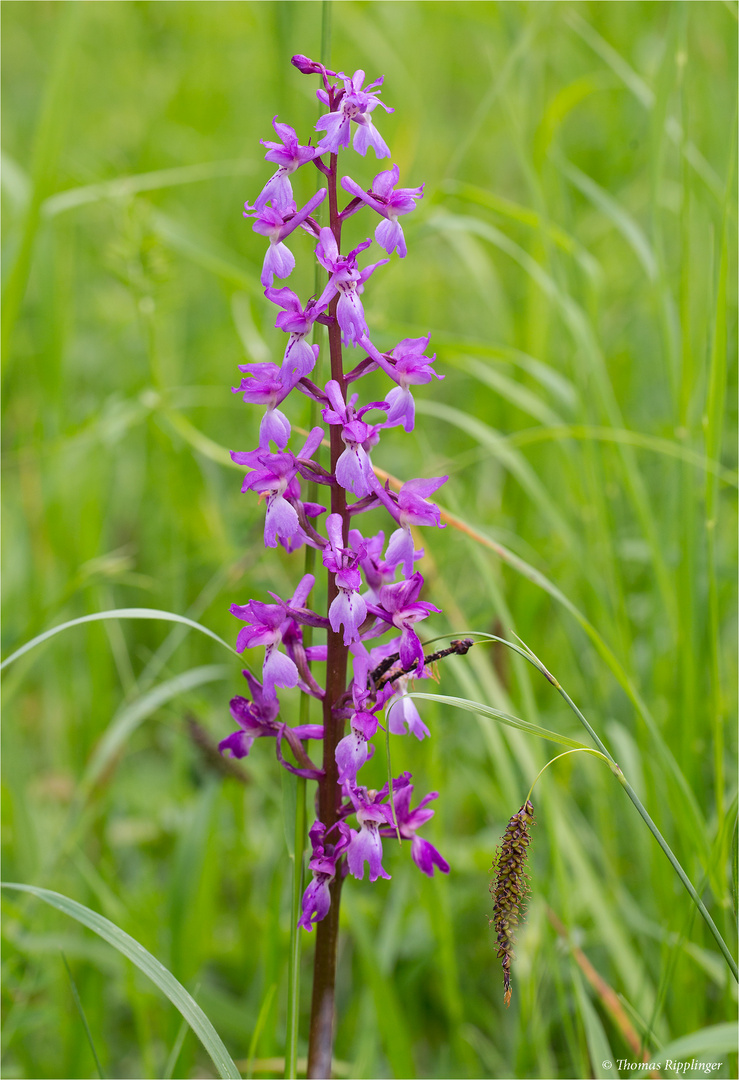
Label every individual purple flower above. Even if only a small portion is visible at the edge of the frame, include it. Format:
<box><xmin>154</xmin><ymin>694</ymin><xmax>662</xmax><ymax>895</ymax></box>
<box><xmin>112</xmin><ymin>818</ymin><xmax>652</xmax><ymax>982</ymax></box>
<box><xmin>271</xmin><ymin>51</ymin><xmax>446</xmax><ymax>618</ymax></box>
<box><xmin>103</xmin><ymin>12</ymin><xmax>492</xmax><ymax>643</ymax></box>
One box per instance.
<box><xmin>219</xmin><ymin>669</ymin><xmax>323</xmax><ymax>766</ymax></box>
<box><xmin>298</xmin><ymin>872</ymin><xmax>333</xmax><ymax>932</ymax></box>
<box><xmin>244</xmin><ymin>188</ymin><xmax>326</xmax><ymax>287</ymax></box>
<box><xmin>341</xmin><ymin>165</ymin><xmax>423</xmax><ymax>258</ymax></box>
<box><xmin>232</xmin><ymin>426</ymin><xmax>324</xmax><ymax>548</ymax></box>
<box><xmin>322</xmin><ymin>514</ymin><xmax>367</xmax><ymax>645</ymax></box>
<box><xmin>232</xmin><ymin>361</ymin><xmax>300</xmax><ymax>450</ymax></box>
<box><xmin>375</xmin><ymin>572</ymin><xmax>440</xmax><ymax>673</ymax></box>
<box><xmin>386</xmin><ymin>673</ymin><xmax>431</xmax><ymax>740</ymax></box>
<box><xmin>265</xmin><ymin>286</ymin><xmax>324</xmax><ymax>380</ymax></box>
<box><xmin>315</xmin><ymin>69</ymin><xmax>393</xmax><ymax>158</ymax></box>
<box><xmin>321</xmin><ymin>380</ymin><xmax>387</xmax><ymax>497</ymax></box>
<box><xmin>230</xmin><ymin>573</ymin><xmax>317</xmax><ymax>696</ymax></box>
<box><xmin>255</xmin><ymin>118</ymin><xmax>320</xmax><ymax>214</ymax></box>
<box><xmin>370</xmin><ymin>475</ymin><xmax>447</xmax><ymax>577</ymax></box>
<box><xmin>349</xmin><ymin>528</ymin><xmax>421</xmax><ymax>601</ymax></box>
<box><xmin>298</xmin><ymin>821</ymin><xmax>349</xmax><ymax>932</ymax></box>
<box><xmin>340</xmin><ymin>789</ymin><xmax>393</xmax><ymax>882</ymax></box>
<box><xmin>314</xmin><ymin>228</ymin><xmax>387</xmax><ymax>347</ymax></box>
<box><xmin>335</xmin><ymin>708</ymin><xmax>378</xmax><ymax>784</ymax></box>
<box><xmin>360</xmin><ymin>333</ymin><xmax>442</xmax><ymax>432</ymax></box>
<box><xmin>218</xmin><ymin>670</ymin><xmax>281</xmax><ymax>759</ymax></box>
<box><xmin>384</xmin><ymin>773</ymin><xmax>449</xmax><ymax>877</ymax></box>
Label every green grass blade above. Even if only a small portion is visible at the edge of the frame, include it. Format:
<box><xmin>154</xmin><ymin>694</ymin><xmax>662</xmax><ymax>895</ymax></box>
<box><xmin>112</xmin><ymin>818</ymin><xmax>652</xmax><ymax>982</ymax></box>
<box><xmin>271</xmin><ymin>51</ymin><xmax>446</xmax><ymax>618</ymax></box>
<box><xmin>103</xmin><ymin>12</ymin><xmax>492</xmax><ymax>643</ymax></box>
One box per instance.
<box><xmin>163</xmin><ymin>409</ymin><xmax>243</xmax><ymax>470</ymax></box>
<box><xmin>1</xmin><ymin>608</ymin><xmax>236</xmax><ymax>671</ymax></box>
<box><xmin>246</xmin><ymin>983</ymin><xmax>277</xmax><ymax>1080</ymax></box>
<box><xmin>61</xmin><ymin>951</ymin><xmax>105</xmax><ymax>1079</ymax></box>
<box><xmin>151</xmin><ymin>210</ymin><xmax>262</xmax><ymax>295</ymax></box>
<box><xmin>571</xmin><ymin>968</ymin><xmax>619</xmax><ymax>1079</ymax></box>
<box><xmin>433</xmin><ymin>511</ymin><xmax>706</xmax><ymax>841</ymax></box>
<box><xmin>507</xmin><ymin>424</ymin><xmax>737</xmax><ymax>486</ymax></box>
<box><xmin>1</xmin><ymin>883</ymin><xmax>242</xmax><ymax>1080</ymax></box>
<box><xmin>441</xmin><ymin>178</ymin><xmax>602</xmax><ymax>281</ymax></box>
<box><xmin>42</xmin><ymin>160</ymin><xmax>256</xmax><ymax>218</ymax></box>
<box><xmin>416</xmin><ymin>399</ymin><xmax>579</xmax><ymax>551</ymax></box>
<box><xmin>438</xmin><ymin>351</ymin><xmax>566</xmax><ymax>426</ymax></box>
<box><xmin>1</xmin><ymin>2</ymin><xmax>81</xmax><ymax>372</ymax></box>
<box><xmin>406</xmin><ymin>692</ymin><xmax>588</xmax><ymax>749</ymax></box>
<box><xmin>565</xmin><ymin>10</ymin><xmax>723</xmax><ymax>197</ymax></box>
<box><xmin>80</xmin><ymin>665</ymin><xmax>229</xmax><ymax>794</ymax></box>
<box><xmin>283</xmin><ymin>773</ymin><xmax>305</xmax><ymax>1080</ymax></box>
<box><xmin>555</xmin><ymin>156</ymin><xmax>657</xmax><ymax>280</ymax></box>
<box><xmin>533</xmin><ymin>660</ymin><xmax>738</xmax><ymax>982</ymax></box>
<box><xmin>705</xmin><ymin>149</ymin><xmax>733</xmax><ymax>826</ymax></box>
<box><xmin>658</xmin><ymin>1024</ymin><xmax>738</xmax><ymax>1061</ymax></box>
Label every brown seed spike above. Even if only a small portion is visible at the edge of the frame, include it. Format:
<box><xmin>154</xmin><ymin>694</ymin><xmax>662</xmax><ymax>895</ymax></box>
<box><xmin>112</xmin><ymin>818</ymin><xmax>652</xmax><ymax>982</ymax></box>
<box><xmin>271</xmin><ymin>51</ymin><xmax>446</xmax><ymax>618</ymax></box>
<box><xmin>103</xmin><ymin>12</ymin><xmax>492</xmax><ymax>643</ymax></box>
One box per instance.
<box><xmin>489</xmin><ymin>800</ymin><xmax>534</xmax><ymax>1007</ymax></box>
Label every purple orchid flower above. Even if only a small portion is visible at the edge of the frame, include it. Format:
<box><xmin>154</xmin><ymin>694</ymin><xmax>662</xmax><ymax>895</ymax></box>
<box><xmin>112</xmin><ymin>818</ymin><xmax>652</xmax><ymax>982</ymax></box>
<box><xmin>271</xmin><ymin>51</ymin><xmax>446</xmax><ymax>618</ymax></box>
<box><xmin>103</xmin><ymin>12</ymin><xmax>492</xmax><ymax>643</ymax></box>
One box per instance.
<box><xmin>255</xmin><ymin>118</ymin><xmax>320</xmax><ymax>214</ymax></box>
<box><xmin>322</xmin><ymin>513</ymin><xmax>367</xmax><ymax>645</ymax></box>
<box><xmin>230</xmin><ymin>573</ymin><xmax>317</xmax><ymax>696</ymax></box>
<box><xmin>232</xmin><ymin>361</ymin><xmax>301</xmax><ymax>450</ymax></box>
<box><xmin>218</xmin><ymin>670</ymin><xmax>281</xmax><ymax>759</ymax></box>
<box><xmin>314</xmin><ymin>228</ymin><xmax>388</xmax><ymax>347</ymax></box>
<box><xmin>386</xmin><ymin>673</ymin><xmax>431</xmax><ymax>740</ymax></box>
<box><xmin>298</xmin><ymin>821</ymin><xmax>349</xmax><ymax>931</ymax></box>
<box><xmin>219</xmin><ymin>669</ymin><xmax>323</xmax><ymax>766</ymax></box>
<box><xmin>265</xmin><ymin>286</ymin><xmax>324</xmax><ymax>380</ymax></box>
<box><xmin>349</xmin><ymin>528</ymin><xmax>422</xmax><ymax>602</ymax></box>
<box><xmin>360</xmin><ymin>333</ymin><xmax>443</xmax><ymax>432</ymax></box>
<box><xmin>368</xmin><ymin>475</ymin><xmax>447</xmax><ymax>577</ymax></box>
<box><xmin>375</xmin><ymin>572</ymin><xmax>440</xmax><ymax>673</ymax></box>
<box><xmin>383</xmin><ymin>773</ymin><xmax>449</xmax><ymax>877</ymax></box>
<box><xmin>340</xmin><ymin>788</ymin><xmax>393</xmax><ymax>881</ymax></box>
<box><xmin>335</xmin><ymin>707</ymin><xmax>378</xmax><ymax>784</ymax></box>
<box><xmin>231</xmin><ymin>427</ymin><xmax>324</xmax><ymax>548</ymax></box>
<box><xmin>244</xmin><ymin>188</ymin><xmax>326</xmax><ymax>287</ymax></box>
<box><xmin>315</xmin><ymin>69</ymin><xmax>393</xmax><ymax>158</ymax></box>
<box><xmin>321</xmin><ymin>380</ymin><xmax>387</xmax><ymax>497</ymax></box>
<box><xmin>341</xmin><ymin>165</ymin><xmax>423</xmax><ymax>258</ymax></box>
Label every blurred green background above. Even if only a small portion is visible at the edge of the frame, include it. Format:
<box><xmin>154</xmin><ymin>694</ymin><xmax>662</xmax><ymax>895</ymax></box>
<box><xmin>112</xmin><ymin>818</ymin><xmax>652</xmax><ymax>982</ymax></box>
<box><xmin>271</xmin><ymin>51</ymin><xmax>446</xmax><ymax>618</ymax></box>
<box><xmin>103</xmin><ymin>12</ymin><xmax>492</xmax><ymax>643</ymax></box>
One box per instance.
<box><xmin>2</xmin><ymin>2</ymin><xmax>737</xmax><ymax>1078</ymax></box>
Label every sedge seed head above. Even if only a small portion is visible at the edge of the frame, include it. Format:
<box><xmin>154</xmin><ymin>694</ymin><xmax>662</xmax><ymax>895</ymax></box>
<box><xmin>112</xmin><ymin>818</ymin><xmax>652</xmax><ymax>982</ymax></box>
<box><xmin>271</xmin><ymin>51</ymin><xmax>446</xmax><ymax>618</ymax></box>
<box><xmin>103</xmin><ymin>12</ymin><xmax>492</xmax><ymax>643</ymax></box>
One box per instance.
<box><xmin>489</xmin><ymin>799</ymin><xmax>534</xmax><ymax>1007</ymax></box>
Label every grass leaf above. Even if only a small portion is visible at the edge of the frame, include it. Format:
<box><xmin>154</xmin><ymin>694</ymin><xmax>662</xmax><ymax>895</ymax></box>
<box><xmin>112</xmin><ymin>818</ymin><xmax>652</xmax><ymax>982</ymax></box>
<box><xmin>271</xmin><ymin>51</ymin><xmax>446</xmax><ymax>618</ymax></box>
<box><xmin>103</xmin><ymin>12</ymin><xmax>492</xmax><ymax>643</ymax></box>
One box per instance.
<box><xmin>1</xmin><ymin>883</ymin><xmax>242</xmax><ymax>1080</ymax></box>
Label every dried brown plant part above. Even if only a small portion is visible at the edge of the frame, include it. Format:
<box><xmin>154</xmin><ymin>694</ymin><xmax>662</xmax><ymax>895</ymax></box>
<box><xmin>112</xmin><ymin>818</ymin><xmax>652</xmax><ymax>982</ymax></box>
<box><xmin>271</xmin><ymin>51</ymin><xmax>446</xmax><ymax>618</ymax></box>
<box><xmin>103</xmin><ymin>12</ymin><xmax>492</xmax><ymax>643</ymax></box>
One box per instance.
<box><xmin>489</xmin><ymin>800</ymin><xmax>534</xmax><ymax>1006</ymax></box>
<box><xmin>547</xmin><ymin>908</ymin><xmax>661</xmax><ymax>1078</ymax></box>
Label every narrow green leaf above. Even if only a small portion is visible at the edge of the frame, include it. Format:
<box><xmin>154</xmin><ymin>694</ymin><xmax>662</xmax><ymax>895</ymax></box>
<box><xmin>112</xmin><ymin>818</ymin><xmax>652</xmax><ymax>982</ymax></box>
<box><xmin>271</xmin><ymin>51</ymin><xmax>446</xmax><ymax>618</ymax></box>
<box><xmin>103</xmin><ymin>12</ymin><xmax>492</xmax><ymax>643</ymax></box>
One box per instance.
<box><xmin>556</xmin><ymin>156</ymin><xmax>658</xmax><ymax>280</ymax></box>
<box><xmin>659</xmin><ymin>1023</ymin><xmax>738</xmax><ymax>1061</ymax></box>
<box><xmin>416</xmin><ymin>399</ymin><xmax>578</xmax><ymax>551</ymax></box>
<box><xmin>507</xmin><ymin>424</ymin><xmax>737</xmax><ymax>486</ymax></box>
<box><xmin>42</xmin><ymin>159</ymin><xmax>255</xmax><ymax>217</ymax></box>
<box><xmin>151</xmin><ymin>210</ymin><xmax>262</xmax><ymax>295</ymax></box>
<box><xmin>246</xmin><ymin>983</ymin><xmax>277</xmax><ymax>1080</ymax></box>
<box><xmin>81</xmin><ymin>665</ymin><xmax>229</xmax><ymax>793</ymax></box>
<box><xmin>572</xmin><ymin>968</ymin><xmax>619</xmax><ymax>1079</ymax></box>
<box><xmin>61</xmin><ymin>951</ymin><xmax>105</xmax><ymax>1079</ymax></box>
<box><xmin>1</xmin><ymin>609</ymin><xmax>236</xmax><ymax>671</ymax></box>
<box><xmin>565</xmin><ymin>10</ymin><xmax>722</xmax><ymax>197</ymax></box>
<box><xmin>1</xmin><ymin>883</ymin><xmax>242</xmax><ymax>1080</ymax></box>
<box><xmin>406</xmin><ymin>692</ymin><xmax>587</xmax><ymax>750</ymax></box>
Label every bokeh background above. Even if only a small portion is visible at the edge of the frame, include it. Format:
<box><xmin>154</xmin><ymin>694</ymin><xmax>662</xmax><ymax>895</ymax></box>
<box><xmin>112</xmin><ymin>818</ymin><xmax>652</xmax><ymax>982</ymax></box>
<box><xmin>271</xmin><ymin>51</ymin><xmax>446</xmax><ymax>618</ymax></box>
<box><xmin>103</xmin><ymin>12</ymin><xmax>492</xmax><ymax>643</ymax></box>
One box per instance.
<box><xmin>2</xmin><ymin>2</ymin><xmax>737</xmax><ymax>1078</ymax></box>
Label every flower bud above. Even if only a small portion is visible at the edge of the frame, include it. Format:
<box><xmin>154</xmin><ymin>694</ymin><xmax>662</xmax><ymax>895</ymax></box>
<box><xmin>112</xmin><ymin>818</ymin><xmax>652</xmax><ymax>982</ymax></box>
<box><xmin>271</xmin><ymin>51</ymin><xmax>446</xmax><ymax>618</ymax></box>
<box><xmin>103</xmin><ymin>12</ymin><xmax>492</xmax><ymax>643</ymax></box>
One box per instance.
<box><xmin>291</xmin><ymin>54</ymin><xmax>325</xmax><ymax>75</ymax></box>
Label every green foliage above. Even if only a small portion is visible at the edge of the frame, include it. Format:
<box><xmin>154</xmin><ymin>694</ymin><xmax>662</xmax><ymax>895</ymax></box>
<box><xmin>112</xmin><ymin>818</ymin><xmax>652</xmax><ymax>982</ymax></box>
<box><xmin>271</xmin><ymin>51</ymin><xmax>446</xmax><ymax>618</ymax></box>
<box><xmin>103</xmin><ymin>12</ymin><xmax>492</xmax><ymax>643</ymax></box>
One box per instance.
<box><xmin>2</xmin><ymin>2</ymin><xmax>736</xmax><ymax>1078</ymax></box>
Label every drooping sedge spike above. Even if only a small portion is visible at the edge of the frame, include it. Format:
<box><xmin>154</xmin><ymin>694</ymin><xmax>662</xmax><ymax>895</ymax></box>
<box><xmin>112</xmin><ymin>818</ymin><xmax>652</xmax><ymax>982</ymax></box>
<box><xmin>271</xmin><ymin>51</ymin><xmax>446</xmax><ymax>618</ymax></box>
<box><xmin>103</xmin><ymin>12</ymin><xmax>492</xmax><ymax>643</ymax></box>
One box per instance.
<box><xmin>489</xmin><ymin>799</ymin><xmax>534</xmax><ymax>1007</ymax></box>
